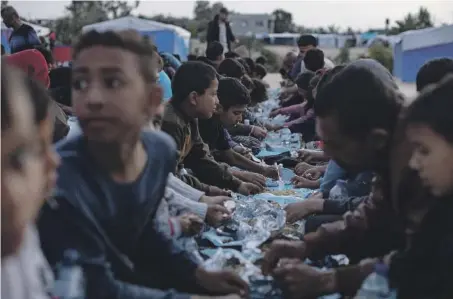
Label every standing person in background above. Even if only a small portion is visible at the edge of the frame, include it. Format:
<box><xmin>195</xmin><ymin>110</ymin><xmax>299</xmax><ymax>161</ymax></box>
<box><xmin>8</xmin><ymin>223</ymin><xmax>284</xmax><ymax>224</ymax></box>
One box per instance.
<box><xmin>1</xmin><ymin>6</ymin><xmax>41</xmax><ymax>54</ymax></box>
<box><xmin>207</xmin><ymin>7</ymin><xmax>237</xmax><ymax>53</ymax></box>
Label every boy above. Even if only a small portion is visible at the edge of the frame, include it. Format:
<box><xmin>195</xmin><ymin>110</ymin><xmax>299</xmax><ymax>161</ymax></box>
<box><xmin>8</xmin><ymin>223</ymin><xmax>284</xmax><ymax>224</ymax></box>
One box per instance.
<box><xmin>205</xmin><ymin>41</ymin><xmax>225</xmax><ymax>69</ymax></box>
<box><xmin>303</xmin><ymin>48</ymin><xmax>325</xmax><ymax>72</ymax></box>
<box><xmin>253</xmin><ymin>64</ymin><xmax>267</xmax><ymax>80</ymax></box>
<box><xmin>198</xmin><ymin>77</ymin><xmax>278</xmax><ymax>184</ymax></box>
<box><xmin>38</xmin><ymin>30</ymin><xmax>247</xmax><ymax>299</ymax></box>
<box><xmin>161</xmin><ymin>61</ymin><xmax>261</xmax><ymax>195</ymax></box>
<box><xmin>218</xmin><ymin>58</ymin><xmax>245</xmax><ymax>79</ymax></box>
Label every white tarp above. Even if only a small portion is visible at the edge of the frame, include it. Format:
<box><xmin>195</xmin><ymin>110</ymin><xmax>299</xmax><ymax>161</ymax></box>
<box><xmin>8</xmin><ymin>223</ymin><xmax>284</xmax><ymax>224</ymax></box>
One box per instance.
<box><xmin>400</xmin><ymin>25</ymin><xmax>453</xmax><ymax>51</ymax></box>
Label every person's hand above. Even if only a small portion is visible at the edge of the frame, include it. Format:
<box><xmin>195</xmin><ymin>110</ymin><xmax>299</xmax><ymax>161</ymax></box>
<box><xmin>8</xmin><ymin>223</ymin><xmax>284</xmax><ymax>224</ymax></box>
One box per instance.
<box><xmin>251</xmin><ymin>126</ymin><xmax>267</xmax><ymax>139</ymax></box>
<box><xmin>195</xmin><ymin>268</ymin><xmax>249</xmax><ymax>296</ymax></box>
<box><xmin>237</xmin><ymin>172</ymin><xmax>266</xmax><ymax>188</ymax></box>
<box><xmin>290</xmin><ymin>176</ymin><xmax>319</xmax><ymax>189</ymax></box>
<box><xmin>179</xmin><ymin>214</ymin><xmax>204</xmax><ymax>236</ymax></box>
<box><xmin>298</xmin><ymin>149</ymin><xmax>325</xmax><ymax>164</ymax></box>
<box><xmin>237</xmin><ymin>182</ymin><xmax>263</xmax><ymax>195</ymax></box>
<box><xmin>269</xmin><ymin>109</ymin><xmax>281</xmax><ymax>118</ymax></box>
<box><xmin>302</xmin><ymin>166</ymin><xmax>325</xmax><ymax>180</ymax></box>
<box><xmin>284</xmin><ymin>194</ymin><xmax>324</xmax><ymax>223</ymax></box>
<box><xmin>206</xmin><ymin>204</ymin><xmax>231</xmax><ymax>227</ymax></box>
<box><xmin>232</xmin><ymin>145</ymin><xmax>248</xmax><ymax>155</ymax></box>
<box><xmin>262</xmin><ymin>165</ymin><xmax>279</xmax><ymax>180</ymax></box>
<box><xmin>294</xmin><ymin>162</ymin><xmax>313</xmax><ymax>176</ymax></box>
<box><xmin>207</xmin><ymin>186</ymin><xmax>231</xmax><ymax>197</ymax></box>
<box><xmin>200</xmin><ymin>195</ymin><xmax>230</xmax><ymax>205</ymax></box>
<box><xmin>261</xmin><ymin>240</ymin><xmax>306</xmax><ymax>275</ymax></box>
<box><xmin>273</xmin><ymin>262</ymin><xmax>337</xmax><ymax>299</ymax></box>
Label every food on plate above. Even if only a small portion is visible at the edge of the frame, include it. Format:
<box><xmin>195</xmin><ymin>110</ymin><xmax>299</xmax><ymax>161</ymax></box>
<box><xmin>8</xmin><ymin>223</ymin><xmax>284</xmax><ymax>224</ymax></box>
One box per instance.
<box><xmin>265</xmin><ymin>189</ymin><xmax>297</xmax><ymax>196</ymax></box>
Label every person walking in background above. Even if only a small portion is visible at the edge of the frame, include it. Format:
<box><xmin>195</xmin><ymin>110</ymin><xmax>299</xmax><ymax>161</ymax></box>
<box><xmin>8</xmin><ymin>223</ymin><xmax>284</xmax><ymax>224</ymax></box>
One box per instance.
<box><xmin>1</xmin><ymin>6</ymin><xmax>41</xmax><ymax>54</ymax></box>
<box><xmin>207</xmin><ymin>7</ymin><xmax>237</xmax><ymax>53</ymax></box>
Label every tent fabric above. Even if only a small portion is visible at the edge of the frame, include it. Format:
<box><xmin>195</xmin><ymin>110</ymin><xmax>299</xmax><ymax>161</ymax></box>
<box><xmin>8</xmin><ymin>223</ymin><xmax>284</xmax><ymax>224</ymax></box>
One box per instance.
<box><xmin>81</xmin><ymin>16</ymin><xmax>191</xmax><ymax>60</ymax></box>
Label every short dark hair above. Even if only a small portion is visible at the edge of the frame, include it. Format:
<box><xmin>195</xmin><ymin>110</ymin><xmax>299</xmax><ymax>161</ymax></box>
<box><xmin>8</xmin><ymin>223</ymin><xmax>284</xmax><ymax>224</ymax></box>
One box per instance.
<box><xmin>73</xmin><ymin>30</ymin><xmax>158</xmax><ymax>83</ymax></box>
<box><xmin>171</xmin><ymin>61</ymin><xmax>217</xmax><ymax>104</ymax></box>
<box><xmin>237</xmin><ymin>58</ymin><xmax>251</xmax><ymax>75</ymax></box>
<box><xmin>416</xmin><ymin>58</ymin><xmax>453</xmax><ymax>92</ymax></box>
<box><xmin>187</xmin><ymin>54</ymin><xmax>197</xmax><ymax>61</ymax></box>
<box><xmin>254</xmin><ymin>63</ymin><xmax>267</xmax><ymax>79</ymax></box>
<box><xmin>225</xmin><ymin>51</ymin><xmax>240</xmax><ymax>59</ymax></box>
<box><xmin>250</xmin><ymin>78</ymin><xmax>268</xmax><ymax>104</ymax></box>
<box><xmin>196</xmin><ymin>56</ymin><xmax>216</xmax><ymax>68</ymax></box>
<box><xmin>315</xmin><ymin>65</ymin><xmax>345</xmax><ymax>94</ymax></box>
<box><xmin>295</xmin><ymin>71</ymin><xmax>315</xmax><ymax>91</ymax></box>
<box><xmin>206</xmin><ymin>41</ymin><xmax>224</xmax><ymax>61</ymax></box>
<box><xmin>255</xmin><ymin>56</ymin><xmax>267</xmax><ymax>65</ymax></box>
<box><xmin>218</xmin><ymin>77</ymin><xmax>250</xmax><ymax>110</ymax></box>
<box><xmin>218</xmin><ymin>58</ymin><xmax>245</xmax><ymax>79</ymax></box>
<box><xmin>219</xmin><ymin>7</ymin><xmax>228</xmax><ymax>14</ymax></box>
<box><xmin>298</xmin><ymin>34</ymin><xmax>318</xmax><ymax>47</ymax></box>
<box><xmin>241</xmin><ymin>74</ymin><xmax>255</xmax><ymax>90</ymax></box>
<box><xmin>35</xmin><ymin>46</ymin><xmax>54</xmax><ymax>65</ymax></box>
<box><xmin>244</xmin><ymin>57</ymin><xmax>255</xmax><ymax>75</ymax></box>
<box><xmin>406</xmin><ymin>75</ymin><xmax>453</xmax><ymax>143</ymax></box>
<box><xmin>315</xmin><ymin>64</ymin><xmax>403</xmax><ymax>138</ymax></box>
<box><xmin>304</xmin><ymin>48</ymin><xmax>324</xmax><ymax>72</ymax></box>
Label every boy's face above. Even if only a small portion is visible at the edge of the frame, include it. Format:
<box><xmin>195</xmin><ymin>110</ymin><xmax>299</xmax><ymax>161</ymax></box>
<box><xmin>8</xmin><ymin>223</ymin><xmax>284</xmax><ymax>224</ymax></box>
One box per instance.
<box><xmin>408</xmin><ymin>124</ymin><xmax>453</xmax><ymax>197</ymax></box>
<box><xmin>72</xmin><ymin>46</ymin><xmax>161</xmax><ymax>143</ymax></box>
<box><xmin>299</xmin><ymin>45</ymin><xmax>315</xmax><ymax>56</ymax></box>
<box><xmin>192</xmin><ymin>78</ymin><xmax>219</xmax><ymax>119</ymax></box>
<box><xmin>218</xmin><ymin>104</ymin><xmax>246</xmax><ymax>127</ymax></box>
<box><xmin>1</xmin><ymin>85</ymin><xmax>44</xmax><ymax>257</ymax></box>
<box><xmin>316</xmin><ymin>114</ymin><xmax>388</xmax><ymax>173</ymax></box>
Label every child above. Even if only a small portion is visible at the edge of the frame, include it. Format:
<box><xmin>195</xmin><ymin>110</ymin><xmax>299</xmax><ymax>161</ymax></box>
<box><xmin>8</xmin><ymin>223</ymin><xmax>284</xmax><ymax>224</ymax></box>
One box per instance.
<box><xmin>218</xmin><ymin>58</ymin><xmax>245</xmax><ymax>79</ymax></box>
<box><xmin>1</xmin><ymin>65</ymin><xmax>56</xmax><ymax>298</ymax></box>
<box><xmin>390</xmin><ymin>74</ymin><xmax>453</xmax><ymax>299</ymax></box>
<box><xmin>255</xmin><ymin>56</ymin><xmax>266</xmax><ymax>66</ymax></box>
<box><xmin>198</xmin><ymin>77</ymin><xmax>278</xmax><ymax>184</ymax></box>
<box><xmin>243</xmin><ymin>57</ymin><xmax>255</xmax><ymax>76</ymax></box>
<box><xmin>205</xmin><ymin>41</ymin><xmax>225</xmax><ymax>68</ymax></box>
<box><xmin>38</xmin><ymin>30</ymin><xmax>247</xmax><ymax>298</ymax></box>
<box><xmin>253</xmin><ymin>63</ymin><xmax>267</xmax><ymax>80</ymax></box>
<box><xmin>161</xmin><ymin>61</ymin><xmax>261</xmax><ymax>196</ymax></box>
<box><xmin>415</xmin><ymin>57</ymin><xmax>453</xmax><ymax>92</ymax></box>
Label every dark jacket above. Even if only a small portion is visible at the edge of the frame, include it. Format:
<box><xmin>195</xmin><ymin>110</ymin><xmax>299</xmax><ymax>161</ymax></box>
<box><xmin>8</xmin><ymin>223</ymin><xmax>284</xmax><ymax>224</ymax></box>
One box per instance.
<box><xmin>161</xmin><ymin>102</ymin><xmax>242</xmax><ymax>192</ymax></box>
<box><xmin>38</xmin><ymin>132</ymin><xmax>204</xmax><ymax>299</ymax></box>
<box><xmin>206</xmin><ymin>15</ymin><xmax>235</xmax><ymax>51</ymax></box>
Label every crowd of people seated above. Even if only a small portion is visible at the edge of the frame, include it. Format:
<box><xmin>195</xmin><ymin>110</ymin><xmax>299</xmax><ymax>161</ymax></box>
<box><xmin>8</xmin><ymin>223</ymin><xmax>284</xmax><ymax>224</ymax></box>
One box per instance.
<box><xmin>2</xmin><ymin>5</ymin><xmax>453</xmax><ymax>298</ymax></box>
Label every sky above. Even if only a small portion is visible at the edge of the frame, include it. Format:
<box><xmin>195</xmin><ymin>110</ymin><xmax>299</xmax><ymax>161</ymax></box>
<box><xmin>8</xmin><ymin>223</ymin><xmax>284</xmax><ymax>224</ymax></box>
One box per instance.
<box><xmin>9</xmin><ymin>0</ymin><xmax>453</xmax><ymax>31</ymax></box>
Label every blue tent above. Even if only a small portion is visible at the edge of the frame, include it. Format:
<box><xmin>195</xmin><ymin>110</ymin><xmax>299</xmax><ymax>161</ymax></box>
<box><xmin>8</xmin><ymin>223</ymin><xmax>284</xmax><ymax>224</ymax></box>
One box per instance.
<box><xmin>393</xmin><ymin>25</ymin><xmax>453</xmax><ymax>82</ymax></box>
<box><xmin>82</xmin><ymin>16</ymin><xmax>191</xmax><ymax>60</ymax></box>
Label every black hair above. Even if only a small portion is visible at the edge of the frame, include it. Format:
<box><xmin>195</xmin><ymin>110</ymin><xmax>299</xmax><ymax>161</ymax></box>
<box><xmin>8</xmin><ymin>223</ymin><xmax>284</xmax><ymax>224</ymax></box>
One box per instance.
<box><xmin>217</xmin><ymin>77</ymin><xmax>250</xmax><ymax>110</ymax></box>
<box><xmin>171</xmin><ymin>61</ymin><xmax>217</xmax><ymax>104</ymax></box>
<box><xmin>237</xmin><ymin>58</ymin><xmax>251</xmax><ymax>75</ymax></box>
<box><xmin>243</xmin><ymin>57</ymin><xmax>255</xmax><ymax>75</ymax></box>
<box><xmin>196</xmin><ymin>56</ymin><xmax>217</xmax><ymax>69</ymax></box>
<box><xmin>254</xmin><ymin>63</ymin><xmax>267</xmax><ymax>79</ymax></box>
<box><xmin>219</xmin><ymin>7</ymin><xmax>228</xmax><ymax>14</ymax></box>
<box><xmin>297</xmin><ymin>34</ymin><xmax>318</xmax><ymax>47</ymax></box>
<box><xmin>315</xmin><ymin>64</ymin><xmax>403</xmax><ymax>138</ymax></box>
<box><xmin>218</xmin><ymin>58</ymin><xmax>245</xmax><ymax>79</ymax></box>
<box><xmin>35</xmin><ymin>46</ymin><xmax>54</xmax><ymax>65</ymax></box>
<box><xmin>187</xmin><ymin>54</ymin><xmax>197</xmax><ymax>61</ymax></box>
<box><xmin>250</xmin><ymin>78</ymin><xmax>268</xmax><ymax>104</ymax></box>
<box><xmin>206</xmin><ymin>41</ymin><xmax>224</xmax><ymax>61</ymax></box>
<box><xmin>172</xmin><ymin>54</ymin><xmax>181</xmax><ymax>61</ymax></box>
<box><xmin>73</xmin><ymin>30</ymin><xmax>158</xmax><ymax>83</ymax></box>
<box><xmin>255</xmin><ymin>56</ymin><xmax>266</xmax><ymax>65</ymax></box>
<box><xmin>315</xmin><ymin>65</ymin><xmax>346</xmax><ymax>94</ymax></box>
<box><xmin>225</xmin><ymin>51</ymin><xmax>240</xmax><ymax>59</ymax></box>
<box><xmin>241</xmin><ymin>74</ymin><xmax>255</xmax><ymax>90</ymax></box>
<box><xmin>416</xmin><ymin>58</ymin><xmax>453</xmax><ymax>92</ymax></box>
<box><xmin>406</xmin><ymin>75</ymin><xmax>453</xmax><ymax>142</ymax></box>
<box><xmin>304</xmin><ymin>48</ymin><xmax>325</xmax><ymax>72</ymax></box>
<box><xmin>295</xmin><ymin>71</ymin><xmax>315</xmax><ymax>91</ymax></box>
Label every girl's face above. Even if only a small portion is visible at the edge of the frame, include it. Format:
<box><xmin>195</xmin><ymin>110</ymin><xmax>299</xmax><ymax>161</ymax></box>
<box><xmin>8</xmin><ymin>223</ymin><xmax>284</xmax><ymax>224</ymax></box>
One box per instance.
<box><xmin>1</xmin><ymin>86</ymin><xmax>45</xmax><ymax>257</ymax></box>
<box><xmin>407</xmin><ymin>124</ymin><xmax>453</xmax><ymax>197</ymax></box>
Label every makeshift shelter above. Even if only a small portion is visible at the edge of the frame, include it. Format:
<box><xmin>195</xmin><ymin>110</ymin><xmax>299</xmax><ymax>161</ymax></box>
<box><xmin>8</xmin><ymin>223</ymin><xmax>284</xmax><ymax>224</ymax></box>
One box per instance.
<box><xmin>82</xmin><ymin>16</ymin><xmax>191</xmax><ymax>60</ymax></box>
<box><xmin>393</xmin><ymin>25</ymin><xmax>453</xmax><ymax>82</ymax></box>
<box><xmin>1</xmin><ymin>21</ymin><xmax>50</xmax><ymax>53</ymax></box>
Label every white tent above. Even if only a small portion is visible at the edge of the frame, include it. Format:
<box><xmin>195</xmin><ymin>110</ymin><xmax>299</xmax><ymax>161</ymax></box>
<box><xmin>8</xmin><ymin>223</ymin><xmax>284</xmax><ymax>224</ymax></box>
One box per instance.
<box><xmin>1</xmin><ymin>21</ymin><xmax>50</xmax><ymax>36</ymax></box>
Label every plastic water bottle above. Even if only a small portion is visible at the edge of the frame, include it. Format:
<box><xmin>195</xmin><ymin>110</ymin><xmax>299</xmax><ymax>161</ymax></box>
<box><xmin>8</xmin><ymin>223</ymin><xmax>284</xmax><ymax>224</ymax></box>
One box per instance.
<box><xmin>354</xmin><ymin>263</ymin><xmax>397</xmax><ymax>299</ymax></box>
<box><xmin>52</xmin><ymin>249</ymin><xmax>86</xmax><ymax>299</ymax></box>
<box><xmin>329</xmin><ymin>179</ymin><xmax>348</xmax><ymax>200</ymax></box>
<box><xmin>280</xmin><ymin>127</ymin><xmax>291</xmax><ymax>146</ymax></box>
